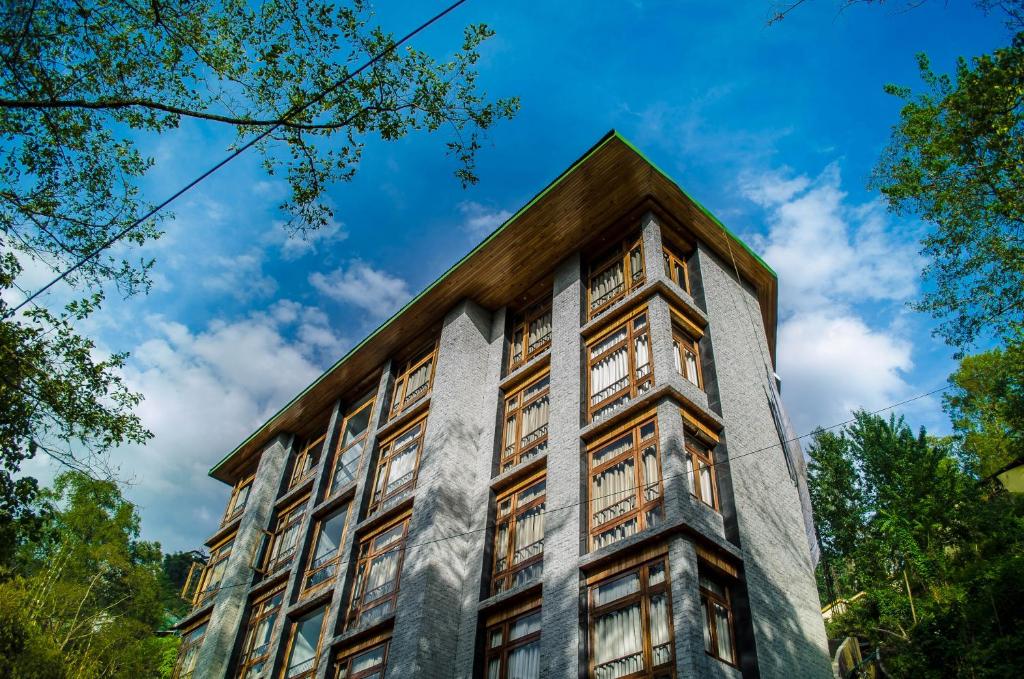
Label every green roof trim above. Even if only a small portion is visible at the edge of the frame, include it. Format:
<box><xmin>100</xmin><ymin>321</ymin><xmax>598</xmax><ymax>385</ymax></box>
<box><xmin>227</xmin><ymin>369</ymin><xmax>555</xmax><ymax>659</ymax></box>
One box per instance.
<box><xmin>209</xmin><ymin>130</ymin><xmax>773</xmax><ymax>478</ymax></box>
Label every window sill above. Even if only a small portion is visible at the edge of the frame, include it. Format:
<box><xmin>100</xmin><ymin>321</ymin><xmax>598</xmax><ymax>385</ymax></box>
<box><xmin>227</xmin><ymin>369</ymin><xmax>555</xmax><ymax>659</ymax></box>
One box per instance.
<box><xmin>313</xmin><ymin>480</ymin><xmax>357</xmax><ymax>517</ymax></box>
<box><xmin>500</xmin><ymin>350</ymin><xmax>550</xmax><ymax>392</ymax></box>
<box><xmin>276</xmin><ymin>474</ymin><xmax>314</xmax><ymax>510</ymax></box>
<box><xmin>375</xmin><ymin>394</ymin><xmax>431</xmax><ymax>441</ymax></box>
<box><xmin>354</xmin><ymin>495</ymin><xmax>414</xmax><ymax>536</ymax></box>
<box><xmin>173</xmin><ymin>600</ymin><xmax>214</xmax><ymax>631</ymax></box>
<box><xmin>581</xmin><ymin>280</ymin><xmax>659</xmax><ymax>339</ymax></box>
<box><xmin>490</xmin><ymin>452</ymin><xmax>547</xmax><ymax>491</ymax></box>
<box><xmin>330</xmin><ymin>612</ymin><xmax>396</xmax><ymax>650</ymax></box>
<box><xmin>204</xmin><ymin>515</ymin><xmax>241</xmax><ymax>548</ymax></box>
<box><xmin>477</xmin><ymin>578</ymin><xmax>542</xmax><ymax>614</ymax></box>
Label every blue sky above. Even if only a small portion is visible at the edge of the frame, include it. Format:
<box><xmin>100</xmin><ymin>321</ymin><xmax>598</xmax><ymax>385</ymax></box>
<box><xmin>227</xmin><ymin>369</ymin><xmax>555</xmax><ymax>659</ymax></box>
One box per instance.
<box><xmin>17</xmin><ymin>0</ymin><xmax>1012</xmax><ymax>552</ymax></box>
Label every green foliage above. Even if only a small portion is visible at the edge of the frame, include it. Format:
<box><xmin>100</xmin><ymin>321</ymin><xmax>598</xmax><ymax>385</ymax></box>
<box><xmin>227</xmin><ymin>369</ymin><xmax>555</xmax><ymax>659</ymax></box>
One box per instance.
<box><xmin>0</xmin><ymin>471</ymin><xmax>177</xmax><ymax>678</ymax></box>
<box><xmin>871</xmin><ymin>33</ymin><xmax>1024</xmax><ymax>352</ymax></box>
<box><xmin>945</xmin><ymin>335</ymin><xmax>1024</xmax><ymax>477</ymax></box>
<box><xmin>809</xmin><ymin>410</ymin><xmax>1024</xmax><ymax>675</ymax></box>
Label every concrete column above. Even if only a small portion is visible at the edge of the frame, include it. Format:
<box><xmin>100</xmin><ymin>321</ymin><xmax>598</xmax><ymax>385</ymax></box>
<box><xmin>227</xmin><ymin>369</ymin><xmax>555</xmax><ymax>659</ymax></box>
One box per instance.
<box><xmin>194</xmin><ymin>433</ymin><xmax>290</xmax><ymax>678</ymax></box>
<box><xmin>386</xmin><ymin>300</ymin><xmax>497</xmax><ymax>679</ymax></box>
<box><xmin>640</xmin><ymin>211</ymin><xmax>666</xmax><ymax>286</ymax></box>
<box><xmin>539</xmin><ymin>252</ymin><xmax>583</xmax><ymax>679</ymax></box>
<box><xmin>694</xmin><ymin>244</ymin><xmax>830</xmax><ymax>678</ymax></box>
<box><xmin>667</xmin><ymin>537</ymin><xmax>702</xmax><ymax>678</ymax></box>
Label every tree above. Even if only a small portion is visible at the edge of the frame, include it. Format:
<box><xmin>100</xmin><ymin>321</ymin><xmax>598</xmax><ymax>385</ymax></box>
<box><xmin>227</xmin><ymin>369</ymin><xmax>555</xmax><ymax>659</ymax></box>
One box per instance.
<box><xmin>945</xmin><ymin>336</ymin><xmax>1024</xmax><ymax>476</ymax></box>
<box><xmin>0</xmin><ymin>0</ymin><xmax>517</xmax><ymax>531</ymax></box>
<box><xmin>807</xmin><ymin>410</ymin><xmax>1024</xmax><ymax>676</ymax></box>
<box><xmin>0</xmin><ymin>471</ymin><xmax>178</xmax><ymax>678</ymax></box>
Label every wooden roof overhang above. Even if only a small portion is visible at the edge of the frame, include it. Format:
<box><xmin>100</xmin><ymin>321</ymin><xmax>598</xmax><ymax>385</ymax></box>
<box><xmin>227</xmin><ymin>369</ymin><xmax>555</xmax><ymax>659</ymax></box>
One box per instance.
<box><xmin>209</xmin><ymin>130</ymin><xmax>778</xmax><ymax>484</ymax></box>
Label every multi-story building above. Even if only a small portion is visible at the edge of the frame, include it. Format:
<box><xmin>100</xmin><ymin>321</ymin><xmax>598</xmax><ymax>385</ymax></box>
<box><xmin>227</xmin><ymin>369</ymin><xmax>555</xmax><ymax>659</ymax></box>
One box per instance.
<box><xmin>173</xmin><ymin>131</ymin><xmax>831</xmax><ymax>679</ymax></box>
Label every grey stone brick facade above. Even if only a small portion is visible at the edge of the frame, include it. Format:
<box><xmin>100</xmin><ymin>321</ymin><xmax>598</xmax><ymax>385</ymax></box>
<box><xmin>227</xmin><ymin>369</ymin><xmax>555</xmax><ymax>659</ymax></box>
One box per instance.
<box><xmin>174</xmin><ymin>139</ymin><xmax>830</xmax><ymax>679</ymax></box>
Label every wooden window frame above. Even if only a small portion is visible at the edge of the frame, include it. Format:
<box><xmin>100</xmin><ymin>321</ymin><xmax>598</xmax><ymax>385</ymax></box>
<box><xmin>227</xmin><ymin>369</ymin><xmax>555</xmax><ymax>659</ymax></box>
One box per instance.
<box><xmin>586</xmin><ymin>554</ymin><xmax>676</xmax><ymax>679</ymax></box>
<box><xmin>484</xmin><ymin>605</ymin><xmax>542</xmax><ymax>679</ymax></box>
<box><xmin>586</xmin><ymin>415</ymin><xmax>664</xmax><ymax>552</ymax></box>
<box><xmin>281</xmin><ymin>605</ymin><xmax>331</xmax><ymax>679</ymax></box>
<box><xmin>586</xmin><ymin>307</ymin><xmax>653</xmax><ymax>422</ymax></box>
<box><xmin>223</xmin><ymin>473</ymin><xmax>255</xmax><ymax>525</ymax></box>
<box><xmin>700</xmin><ymin>570</ymin><xmax>739</xmax><ymax>667</ymax></box>
<box><xmin>491</xmin><ymin>470</ymin><xmax>546</xmax><ymax>594</ymax></box>
<box><xmin>290</xmin><ymin>434</ymin><xmax>326</xmax><ymax>489</ymax></box>
<box><xmin>236</xmin><ymin>586</ymin><xmax>286</xmax><ymax>679</ymax></box>
<box><xmin>302</xmin><ymin>503</ymin><xmax>351</xmax><ymax>595</ymax></box>
<box><xmin>388</xmin><ymin>341</ymin><xmax>438</xmax><ymax>419</ymax></box>
<box><xmin>172</xmin><ymin>618</ymin><xmax>209</xmax><ymax>679</ymax></box>
<box><xmin>671</xmin><ymin>326</ymin><xmax>703</xmax><ymax>390</ymax></box>
<box><xmin>587</xmin><ymin>233</ymin><xmax>645</xmax><ymax>319</ymax></box>
<box><xmin>333</xmin><ymin>637</ymin><xmax>391</xmax><ymax>679</ymax></box>
<box><xmin>255</xmin><ymin>496</ymin><xmax>309</xmax><ymax>576</ymax></box>
<box><xmin>508</xmin><ymin>298</ymin><xmax>552</xmax><ymax>371</ymax></box>
<box><xmin>328</xmin><ymin>393</ymin><xmax>376</xmax><ymax>496</ymax></box>
<box><xmin>685</xmin><ymin>433</ymin><xmax>718</xmax><ymax>511</ymax></box>
<box><xmin>346</xmin><ymin>511</ymin><xmax>412</xmax><ymax>630</ymax></box>
<box><xmin>661</xmin><ymin>245</ymin><xmax>690</xmax><ymax>293</ymax></box>
<box><xmin>190</xmin><ymin>533</ymin><xmax>235</xmax><ymax>608</ymax></box>
<box><xmin>367</xmin><ymin>416</ymin><xmax>426</xmax><ymax>517</ymax></box>
<box><xmin>500</xmin><ymin>370</ymin><xmax>550</xmax><ymax>471</ymax></box>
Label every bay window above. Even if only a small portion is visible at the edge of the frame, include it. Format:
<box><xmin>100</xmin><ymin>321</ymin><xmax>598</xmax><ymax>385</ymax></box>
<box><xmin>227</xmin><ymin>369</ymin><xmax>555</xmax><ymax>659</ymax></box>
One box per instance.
<box><xmin>303</xmin><ymin>504</ymin><xmax>351</xmax><ymax>593</ymax></box>
<box><xmin>329</xmin><ymin>393</ymin><xmax>375</xmax><ymax>495</ymax></box>
<box><xmin>236</xmin><ymin>587</ymin><xmax>285</xmax><ymax>679</ymax></box>
<box><xmin>283</xmin><ymin>606</ymin><xmax>329</xmax><ymax>679</ymax></box>
<box><xmin>671</xmin><ymin>327</ymin><xmax>702</xmax><ymax>390</ymax></box>
<box><xmin>347</xmin><ymin>513</ymin><xmax>411</xmax><ymax>630</ymax></box>
<box><xmin>587</xmin><ymin>555</ymin><xmax>675</xmax><ymax>679</ymax></box>
<box><xmin>491</xmin><ymin>473</ymin><xmax>545</xmax><ymax>594</ymax></box>
<box><xmin>588</xmin><ymin>418</ymin><xmax>663</xmax><ymax>551</ymax></box>
<box><xmin>290</xmin><ymin>433</ymin><xmax>325</xmax><ymax>489</ymax></box>
<box><xmin>485</xmin><ymin>606</ymin><xmax>542</xmax><ymax>679</ymax></box>
<box><xmin>588</xmin><ymin>234</ymin><xmax>645</xmax><ymax>318</ymax></box>
<box><xmin>183</xmin><ymin>534</ymin><xmax>234</xmax><ymax>608</ymax></box>
<box><xmin>223</xmin><ymin>473</ymin><xmax>254</xmax><ymax>524</ymax></box>
<box><xmin>367</xmin><ymin>417</ymin><xmax>425</xmax><ymax>516</ymax></box>
<box><xmin>388</xmin><ymin>344</ymin><xmax>437</xmax><ymax>419</ymax></box>
<box><xmin>587</xmin><ymin>309</ymin><xmax>652</xmax><ymax>421</ymax></box>
<box><xmin>509</xmin><ymin>299</ymin><xmax>552</xmax><ymax>371</ymax></box>
<box><xmin>255</xmin><ymin>497</ymin><xmax>308</xmax><ymax>575</ymax></box>
<box><xmin>172</xmin><ymin>619</ymin><xmax>207</xmax><ymax>679</ymax></box>
<box><xmin>685</xmin><ymin>435</ymin><xmax>718</xmax><ymax>510</ymax></box>
<box><xmin>500</xmin><ymin>371</ymin><xmax>549</xmax><ymax>471</ymax></box>
<box><xmin>700</xmin><ymin>571</ymin><xmax>737</xmax><ymax>665</ymax></box>
<box><xmin>661</xmin><ymin>245</ymin><xmax>690</xmax><ymax>292</ymax></box>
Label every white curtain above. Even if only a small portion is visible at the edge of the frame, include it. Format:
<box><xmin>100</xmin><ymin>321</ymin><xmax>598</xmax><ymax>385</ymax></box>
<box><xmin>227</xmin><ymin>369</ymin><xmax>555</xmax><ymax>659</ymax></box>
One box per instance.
<box><xmin>684</xmin><ymin>347</ymin><xmax>699</xmax><ymax>385</ymax></box>
<box><xmin>592</xmin><ymin>435</ymin><xmax>632</xmax><ymax>468</ymax></box>
<box><xmin>590</xmin><ymin>263</ymin><xmax>624</xmax><ymax>306</ymax></box>
<box><xmin>649</xmin><ymin>593</ymin><xmax>671</xmax><ymax>666</ymax></box>
<box><xmin>406</xmin><ymin>361</ymin><xmax>431</xmax><ymax>395</ymax></box>
<box><xmin>591</xmin><ymin>459</ymin><xmax>635</xmax><ymax>526</ymax></box>
<box><xmin>594</xmin><ymin>518</ymin><xmax>637</xmax><ymax>549</ymax></box>
<box><xmin>504</xmin><ymin>416</ymin><xmax>517</xmax><ymax>454</ymax></box>
<box><xmin>386</xmin><ymin>445</ymin><xmax>417</xmax><ymax>493</ymax></box>
<box><xmin>512</xmin><ymin>505</ymin><xmax>544</xmax><ymax>564</ymax></box>
<box><xmin>593</xmin><ymin>603</ymin><xmax>644</xmax><ymax>679</ymax></box>
<box><xmin>634</xmin><ymin>334</ymin><xmax>649</xmax><ymax>378</ymax></box>
<box><xmin>494</xmin><ymin>523</ymin><xmax>510</xmax><ymax>573</ymax></box>
<box><xmin>702</xmin><ymin>599</ymin><xmax>713</xmax><ymax>654</ymax></box>
<box><xmin>507</xmin><ymin>641</ymin><xmax>540</xmax><ymax>679</ymax></box>
<box><xmin>591</xmin><ymin>354</ymin><xmax>628</xmax><ymax>405</ymax></box>
<box><xmin>673</xmin><ymin>339</ymin><xmax>682</xmax><ymax>374</ymax></box>
<box><xmin>528</xmin><ymin>311</ymin><xmax>551</xmax><ymax>349</ymax></box>
<box><xmin>521</xmin><ymin>396</ymin><xmax>549</xmax><ymax>443</ymax></box>
<box><xmin>699</xmin><ymin>461</ymin><xmax>714</xmax><ymax>506</ymax></box>
<box><xmin>629</xmin><ymin>247</ymin><xmax>643</xmax><ymax>281</ymax></box>
<box><xmin>594</xmin><ymin>572</ymin><xmax>639</xmax><ymax>606</ymax></box>
<box><xmin>714</xmin><ymin>602</ymin><xmax>734</xmax><ymax>662</ymax></box>
<box><xmin>686</xmin><ymin>457</ymin><xmax>696</xmax><ymax>497</ymax></box>
<box><xmin>350</xmin><ymin>645</ymin><xmax>385</xmax><ymax>676</ymax></box>
<box><xmin>641</xmin><ymin>446</ymin><xmax>660</xmax><ymax>502</ymax></box>
<box><xmin>365</xmin><ymin>550</ymin><xmax>399</xmax><ymax>601</ymax></box>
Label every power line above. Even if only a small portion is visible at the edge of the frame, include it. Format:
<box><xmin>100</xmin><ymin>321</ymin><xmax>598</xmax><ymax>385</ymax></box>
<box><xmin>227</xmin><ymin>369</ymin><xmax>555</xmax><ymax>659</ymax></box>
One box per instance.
<box><xmin>4</xmin><ymin>0</ymin><xmax>472</xmax><ymax>318</ymax></box>
<box><xmin>185</xmin><ymin>383</ymin><xmax>952</xmax><ymax>604</ymax></box>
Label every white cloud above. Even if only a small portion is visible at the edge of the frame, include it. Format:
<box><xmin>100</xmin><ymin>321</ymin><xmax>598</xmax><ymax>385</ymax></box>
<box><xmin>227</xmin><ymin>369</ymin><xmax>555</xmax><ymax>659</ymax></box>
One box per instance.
<box><xmin>458</xmin><ymin>201</ymin><xmax>512</xmax><ymax>239</ymax></box>
<box><xmin>741</xmin><ymin>163</ymin><xmax>923</xmax><ymax>432</ymax></box>
<box><xmin>262</xmin><ymin>217</ymin><xmax>349</xmax><ymax>261</ymax></box>
<box><xmin>109</xmin><ymin>300</ymin><xmax>346</xmax><ymax>551</ymax></box>
<box><xmin>201</xmin><ymin>249</ymin><xmax>278</xmax><ymax>301</ymax></box>
<box><xmin>309</xmin><ymin>260</ymin><xmax>411</xmax><ymax>319</ymax></box>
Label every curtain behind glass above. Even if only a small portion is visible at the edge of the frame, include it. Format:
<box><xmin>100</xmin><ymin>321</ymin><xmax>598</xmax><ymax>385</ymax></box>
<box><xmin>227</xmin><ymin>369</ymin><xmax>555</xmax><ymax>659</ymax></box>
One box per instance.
<box><xmin>593</xmin><ymin>604</ymin><xmax>643</xmax><ymax>679</ymax></box>
<box><xmin>507</xmin><ymin>641</ymin><xmax>540</xmax><ymax>679</ymax></box>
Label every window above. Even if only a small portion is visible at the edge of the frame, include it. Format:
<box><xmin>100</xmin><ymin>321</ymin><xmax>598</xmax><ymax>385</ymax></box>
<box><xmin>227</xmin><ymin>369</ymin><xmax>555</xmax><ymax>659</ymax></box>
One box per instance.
<box><xmin>700</xmin><ymin>571</ymin><xmax>737</xmax><ymax>666</ymax></box>
<box><xmin>588</xmin><ymin>234</ymin><xmax>645</xmax><ymax>318</ymax></box>
<box><xmin>367</xmin><ymin>418</ymin><xmax>425</xmax><ymax>516</ymax></box>
<box><xmin>290</xmin><ymin>434</ymin><xmax>325</xmax><ymax>489</ymax></box>
<box><xmin>587</xmin><ymin>309</ymin><xmax>652</xmax><ymax>421</ymax></box>
<box><xmin>303</xmin><ymin>505</ymin><xmax>350</xmax><ymax>593</ymax></box>
<box><xmin>671</xmin><ymin>327</ymin><xmax>702</xmax><ymax>389</ymax></box>
<box><xmin>662</xmin><ymin>246</ymin><xmax>689</xmax><ymax>292</ymax></box>
<box><xmin>329</xmin><ymin>393</ymin><xmax>375</xmax><ymax>495</ymax></box>
<box><xmin>283</xmin><ymin>606</ymin><xmax>329</xmax><ymax>679</ymax></box>
<box><xmin>485</xmin><ymin>607</ymin><xmax>541</xmax><ymax>679</ymax></box>
<box><xmin>224</xmin><ymin>474</ymin><xmax>255</xmax><ymax>524</ymax></box>
<box><xmin>334</xmin><ymin>639</ymin><xmax>390</xmax><ymax>679</ymax></box>
<box><xmin>388</xmin><ymin>343</ymin><xmax>437</xmax><ymax>418</ymax></box>
<box><xmin>256</xmin><ymin>498</ymin><xmax>308</xmax><ymax>575</ymax></box>
<box><xmin>509</xmin><ymin>299</ymin><xmax>552</xmax><ymax>371</ymax></box>
<box><xmin>172</xmin><ymin>619</ymin><xmax>207</xmax><ymax>679</ymax></box>
<box><xmin>685</xmin><ymin>434</ymin><xmax>717</xmax><ymax>510</ymax></box>
<box><xmin>587</xmin><ymin>556</ymin><xmax>675</xmax><ymax>679</ymax></box>
<box><xmin>491</xmin><ymin>473</ymin><xmax>545</xmax><ymax>594</ymax></box>
<box><xmin>236</xmin><ymin>587</ymin><xmax>285</xmax><ymax>679</ymax></box>
<box><xmin>500</xmin><ymin>372</ymin><xmax>549</xmax><ymax>472</ymax></box>
<box><xmin>587</xmin><ymin>418</ymin><xmax>663</xmax><ymax>551</ymax></box>
<box><xmin>347</xmin><ymin>513</ymin><xmax>411</xmax><ymax>630</ymax></box>
<box><xmin>184</xmin><ymin>534</ymin><xmax>234</xmax><ymax>608</ymax></box>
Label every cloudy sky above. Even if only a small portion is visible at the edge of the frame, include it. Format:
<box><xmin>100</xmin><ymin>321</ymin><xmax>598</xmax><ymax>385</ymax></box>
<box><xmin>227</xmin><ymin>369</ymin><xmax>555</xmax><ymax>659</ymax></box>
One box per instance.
<box><xmin>16</xmin><ymin>0</ymin><xmax>1011</xmax><ymax>552</ymax></box>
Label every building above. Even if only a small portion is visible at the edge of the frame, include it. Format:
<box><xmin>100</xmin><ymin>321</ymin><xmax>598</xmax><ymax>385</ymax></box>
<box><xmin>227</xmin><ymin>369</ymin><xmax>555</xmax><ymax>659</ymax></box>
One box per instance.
<box><xmin>172</xmin><ymin>131</ymin><xmax>832</xmax><ymax>679</ymax></box>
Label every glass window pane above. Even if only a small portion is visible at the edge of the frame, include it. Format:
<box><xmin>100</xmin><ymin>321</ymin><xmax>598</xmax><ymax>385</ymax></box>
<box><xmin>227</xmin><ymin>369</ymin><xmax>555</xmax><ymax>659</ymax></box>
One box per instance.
<box><xmin>593</xmin><ymin>602</ymin><xmax>644</xmax><ymax>678</ymax></box>
<box><xmin>506</xmin><ymin>640</ymin><xmax>540</xmax><ymax>679</ymax></box>
<box><xmin>508</xmin><ymin>611</ymin><xmax>541</xmax><ymax>641</ymax></box>
<box><xmin>286</xmin><ymin>608</ymin><xmax>324</xmax><ymax>676</ymax></box>
<box><xmin>593</xmin><ymin>572</ymin><xmax>640</xmax><ymax>606</ymax></box>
